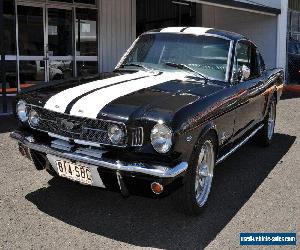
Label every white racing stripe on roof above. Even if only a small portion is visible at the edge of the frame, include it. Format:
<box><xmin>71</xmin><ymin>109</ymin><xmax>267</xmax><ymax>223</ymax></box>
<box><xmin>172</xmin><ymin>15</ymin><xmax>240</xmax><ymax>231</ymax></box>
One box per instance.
<box><xmin>160</xmin><ymin>27</ymin><xmax>186</xmax><ymax>33</ymax></box>
<box><xmin>183</xmin><ymin>27</ymin><xmax>212</xmax><ymax>35</ymax></box>
<box><xmin>160</xmin><ymin>27</ymin><xmax>212</xmax><ymax>36</ymax></box>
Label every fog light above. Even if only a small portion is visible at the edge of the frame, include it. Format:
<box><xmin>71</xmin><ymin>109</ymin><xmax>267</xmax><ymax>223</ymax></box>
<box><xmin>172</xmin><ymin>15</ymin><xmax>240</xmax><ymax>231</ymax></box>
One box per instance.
<box><xmin>151</xmin><ymin>182</ymin><xmax>164</xmax><ymax>194</ymax></box>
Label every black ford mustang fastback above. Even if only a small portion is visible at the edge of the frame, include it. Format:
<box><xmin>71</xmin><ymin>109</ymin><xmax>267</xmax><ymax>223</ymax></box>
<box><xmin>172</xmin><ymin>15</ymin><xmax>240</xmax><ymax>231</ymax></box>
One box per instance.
<box><xmin>11</xmin><ymin>27</ymin><xmax>284</xmax><ymax>215</ymax></box>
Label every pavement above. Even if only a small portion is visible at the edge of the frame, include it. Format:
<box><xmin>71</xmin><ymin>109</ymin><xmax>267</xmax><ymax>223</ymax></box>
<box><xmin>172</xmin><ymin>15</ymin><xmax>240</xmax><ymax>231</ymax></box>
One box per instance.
<box><xmin>0</xmin><ymin>92</ymin><xmax>299</xmax><ymax>250</ymax></box>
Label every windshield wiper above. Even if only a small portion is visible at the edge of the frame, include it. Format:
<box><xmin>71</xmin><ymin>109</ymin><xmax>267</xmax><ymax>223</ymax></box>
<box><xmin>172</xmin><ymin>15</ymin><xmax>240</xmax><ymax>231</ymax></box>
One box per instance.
<box><xmin>164</xmin><ymin>62</ymin><xmax>208</xmax><ymax>82</ymax></box>
<box><xmin>119</xmin><ymin>63</ymin><xmax>150</xmax><ymax>71</ymax></box>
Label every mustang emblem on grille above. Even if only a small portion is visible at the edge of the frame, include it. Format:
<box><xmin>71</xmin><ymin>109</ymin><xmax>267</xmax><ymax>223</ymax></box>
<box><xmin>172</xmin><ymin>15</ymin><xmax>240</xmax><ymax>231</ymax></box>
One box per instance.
<box><xmin>60</xmin><ymin>119</ymin><xmax>81</xmax><ymax>131</ymax></box>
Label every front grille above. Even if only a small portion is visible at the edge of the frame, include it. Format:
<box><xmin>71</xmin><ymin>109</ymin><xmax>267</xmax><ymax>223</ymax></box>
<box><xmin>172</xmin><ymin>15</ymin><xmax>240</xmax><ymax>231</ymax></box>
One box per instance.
<box><xmin>29</xmin><ymin>106</ymin><xmax>127</xmax><ymax>147</ymax></box>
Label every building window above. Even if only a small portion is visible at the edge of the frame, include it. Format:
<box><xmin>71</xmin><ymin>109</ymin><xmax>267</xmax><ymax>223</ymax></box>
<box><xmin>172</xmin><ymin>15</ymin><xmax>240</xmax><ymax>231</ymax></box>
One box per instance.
<box><xmin>3</xmin><ymin>0</ymin><xmax>16</xmax><ymax>55</ymax></box>
<box><xmin>48</xmin><ymin>8</ymin><xmax>73</xmax><ymax>57</ymax></box>
<box><xmin>76</xmin><ymin>8</ymin><xmax>98</xmax><ymax>76</ymax></box>
<box><xmin>76</xmin><ymin>8</ymin><xmax>98</xmax><ymax>56</ymax></box>
<box><xmin>1</xmin><ymin>0</ymin><xmax>99</xmax><ymax>114</ymax></box>
<box><xmin>18</xmin><ymin>5</ymin><xmax>44</xmax><ymax>56</ymax></box>
<box><xmin>1</xmin><ymin>0</ymin><xmax>17</xmax><ymax>113</ymax></box>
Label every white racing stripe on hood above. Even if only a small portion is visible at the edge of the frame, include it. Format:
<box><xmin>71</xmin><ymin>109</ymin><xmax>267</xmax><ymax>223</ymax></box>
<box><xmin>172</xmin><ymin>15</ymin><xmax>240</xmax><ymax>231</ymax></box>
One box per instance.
<box><xmin>70</xmin><ymin>72</ymin><xmax>188</xmax><ymax>119</ymax></box>
<box><xmin>44</xmin><ymin>71</ymin><xmax>149</xmax><ymax>113</ymax></box>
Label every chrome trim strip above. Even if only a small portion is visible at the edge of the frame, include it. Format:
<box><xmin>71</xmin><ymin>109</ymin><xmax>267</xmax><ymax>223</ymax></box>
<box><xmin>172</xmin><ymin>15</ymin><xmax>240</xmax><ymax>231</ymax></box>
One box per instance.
<box><xmin>74</xmin><ymin>139</ymin><xmax>102</xmax><ymax>148</ymax></box>
<box><xmin>216</xmin><ymin>124</ymin><xmax>264</xmax><ymax>165</ymax></box>
<box><xmin>10</xmin><ymin>131</ymin><xmax>188</xmax><ymax>178</ymax></box>
<box><xmin>48</xmin><ymin>132</ymin><xmax>70</xmax><ymax>142</ymax></box>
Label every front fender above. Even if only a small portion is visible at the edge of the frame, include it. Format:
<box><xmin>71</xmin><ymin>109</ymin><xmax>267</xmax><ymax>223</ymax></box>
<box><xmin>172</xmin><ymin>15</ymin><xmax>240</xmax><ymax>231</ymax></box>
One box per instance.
<box><xmin>173</xmin><ymin>121</ymin><xmax>218</xmax><ymax>162</ymax></box>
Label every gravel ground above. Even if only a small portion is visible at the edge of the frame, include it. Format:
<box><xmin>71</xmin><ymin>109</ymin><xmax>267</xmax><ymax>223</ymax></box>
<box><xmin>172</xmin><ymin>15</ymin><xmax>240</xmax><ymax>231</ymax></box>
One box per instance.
<box><xmin>0</xmin><ymin>93</ymin><xmax>299</xmax><ymax>250</ymax></box>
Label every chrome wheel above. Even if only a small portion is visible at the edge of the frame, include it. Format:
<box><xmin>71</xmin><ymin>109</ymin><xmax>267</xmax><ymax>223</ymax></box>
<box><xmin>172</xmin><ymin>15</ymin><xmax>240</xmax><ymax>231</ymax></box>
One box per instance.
<box><xmin>195</xmin><ymin>140</ymin><xmax>215</xmax><ymax>207</ymax></box>
<box><xmin>267</xmin><ymin>101</ymin><xmax>276</xmax><ymax>140</ymax></box>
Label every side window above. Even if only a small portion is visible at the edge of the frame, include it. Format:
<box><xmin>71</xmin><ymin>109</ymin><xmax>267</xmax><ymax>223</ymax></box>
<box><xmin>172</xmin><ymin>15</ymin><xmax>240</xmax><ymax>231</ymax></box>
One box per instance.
<box><xmin>233</xmin><ymin>41</ymin><xmax>260</xmax><ymax>82</ymax></box>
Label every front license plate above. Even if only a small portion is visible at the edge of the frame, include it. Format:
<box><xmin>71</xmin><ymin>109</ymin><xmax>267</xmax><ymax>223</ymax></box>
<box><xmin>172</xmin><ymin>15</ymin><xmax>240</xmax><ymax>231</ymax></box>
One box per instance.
<box><xmin>56</xmin><ymin>160</ymin><xmax>93</xmax><ymax>185</ymax></box>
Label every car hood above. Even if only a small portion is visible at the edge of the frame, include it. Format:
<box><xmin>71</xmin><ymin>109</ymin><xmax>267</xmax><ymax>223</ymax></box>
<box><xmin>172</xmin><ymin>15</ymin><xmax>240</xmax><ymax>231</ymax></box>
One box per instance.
<box><xmin>20</xmin><ymin>71</ymin><xmax>224</xmax><ymax>122</ymax></box>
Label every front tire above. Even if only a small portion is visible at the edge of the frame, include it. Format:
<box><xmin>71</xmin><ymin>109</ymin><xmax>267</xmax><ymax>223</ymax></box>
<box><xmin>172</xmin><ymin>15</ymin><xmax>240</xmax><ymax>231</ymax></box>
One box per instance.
<box><xmin>257</xmin><ymin>96</ymin><xmax>277</xmax><ymax>147</ymax></box>
<box><xmin>179</xmin><ymin>133</ymin><xmax>216</xmax><ymax>216</ymax></box>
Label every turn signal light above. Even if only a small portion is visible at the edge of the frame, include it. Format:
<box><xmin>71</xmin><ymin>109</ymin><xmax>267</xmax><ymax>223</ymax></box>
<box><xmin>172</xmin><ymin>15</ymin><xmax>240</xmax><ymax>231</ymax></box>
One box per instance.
<box><xmin>151</xmin><ymin>182</ymin><xmax>164</xmax><ymax>194</ymax></box>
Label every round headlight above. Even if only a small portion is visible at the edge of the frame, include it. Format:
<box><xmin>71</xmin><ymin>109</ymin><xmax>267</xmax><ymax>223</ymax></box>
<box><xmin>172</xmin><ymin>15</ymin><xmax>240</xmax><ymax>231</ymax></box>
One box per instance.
<box><xmin>28</xmin><ymin>109</ymin><xmax>40</xmax><ymax>127</ymax></box>
<box><xmin>108</xmin><ymin>125</ymin><xmax>124</xmax><ymax>144</ymax></box>
<box><xmin>16</xmin><ymin>100</ymin><xmax>28</xmax><ymax>122</ymax></box>
<box><xmin>151</xmin><ymin>123</ymin><xmax>173</xmax><ymax>153</ymax></box>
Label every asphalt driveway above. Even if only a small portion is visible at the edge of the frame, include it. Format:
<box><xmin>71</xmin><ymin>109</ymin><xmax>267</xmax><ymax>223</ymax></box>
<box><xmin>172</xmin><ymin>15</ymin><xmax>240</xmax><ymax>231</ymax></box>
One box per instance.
<box><xmin>0</xmin><ymin>93</ymin><xmax>299</xmax><ymax>249</ymax></box>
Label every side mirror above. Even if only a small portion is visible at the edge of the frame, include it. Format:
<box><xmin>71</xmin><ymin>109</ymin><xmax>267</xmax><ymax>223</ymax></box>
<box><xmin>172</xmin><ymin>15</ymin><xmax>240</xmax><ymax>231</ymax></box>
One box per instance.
<box><xmin>240</xmin><ymin>65</ymin><xmax>251</xmax><ymax>81</ymax></box>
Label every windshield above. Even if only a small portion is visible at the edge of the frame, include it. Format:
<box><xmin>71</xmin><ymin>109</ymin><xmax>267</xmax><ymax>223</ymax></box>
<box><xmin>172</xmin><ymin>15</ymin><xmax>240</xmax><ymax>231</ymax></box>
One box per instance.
<box><xmin>120</xmin><ymin>33</ymin><xmax>231</xmax><ymax>81</ymax></box>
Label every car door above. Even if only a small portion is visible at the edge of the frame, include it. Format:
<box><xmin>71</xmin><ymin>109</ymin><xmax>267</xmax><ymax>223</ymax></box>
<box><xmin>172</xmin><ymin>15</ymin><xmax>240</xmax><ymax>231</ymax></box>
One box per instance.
<box><xmin>231</xmin><ymin>40</ymin><xmax>265</xmax><ymax>139</ymax></box>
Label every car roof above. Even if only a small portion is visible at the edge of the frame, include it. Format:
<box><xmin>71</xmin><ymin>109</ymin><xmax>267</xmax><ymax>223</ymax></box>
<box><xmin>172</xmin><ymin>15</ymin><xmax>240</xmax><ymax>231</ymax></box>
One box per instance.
<box><xmin>144</xmin><ymin>27</ymin><xmax>247</xmax><ymax>42</ymax></box>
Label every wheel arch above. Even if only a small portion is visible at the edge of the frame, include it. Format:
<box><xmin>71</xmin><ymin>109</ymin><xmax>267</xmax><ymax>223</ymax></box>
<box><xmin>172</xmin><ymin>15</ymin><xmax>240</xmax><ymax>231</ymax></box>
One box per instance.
<box><xmin>194</xmin><ymin>121</ymin><xmax>219</xmax><ymax>158</ymax></box>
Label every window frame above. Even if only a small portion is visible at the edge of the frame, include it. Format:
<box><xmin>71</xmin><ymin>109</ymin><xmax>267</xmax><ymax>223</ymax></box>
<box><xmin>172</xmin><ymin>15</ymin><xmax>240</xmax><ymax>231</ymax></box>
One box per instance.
<box><xmin>231</xmin><ymin>39</ymin><xmax>261</xmax><ymax>84</ymax></box>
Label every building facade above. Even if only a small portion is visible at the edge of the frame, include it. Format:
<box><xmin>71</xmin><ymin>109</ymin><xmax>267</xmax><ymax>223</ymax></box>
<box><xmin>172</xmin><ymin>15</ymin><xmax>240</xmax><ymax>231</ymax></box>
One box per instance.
<box><xmin>0</xmin><ymin>0</ymin><xmax>288</xmax><ymax>114</ymax></box>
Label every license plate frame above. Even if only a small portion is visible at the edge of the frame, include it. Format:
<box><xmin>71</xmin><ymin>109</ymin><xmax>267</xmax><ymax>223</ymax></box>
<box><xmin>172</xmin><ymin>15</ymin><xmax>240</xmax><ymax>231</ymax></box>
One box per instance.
<box><xmin>56</xmin><ymin>160</ymin><xmax>93</xmax><ymax>186</ymax></box>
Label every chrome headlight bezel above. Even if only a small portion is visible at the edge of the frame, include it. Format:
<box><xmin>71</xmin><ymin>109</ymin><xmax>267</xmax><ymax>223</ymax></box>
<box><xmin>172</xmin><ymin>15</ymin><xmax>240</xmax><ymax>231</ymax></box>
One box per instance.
<box><xmin>16</xmin><ymin>100</ymin><xmax>29</xmax><ymax>122</ymax></box>
<box><xmin>108</xmin><ymin>124</ymin><xmax>125</xmax><ymax>145</ymax></box>
<box><xmin>28</xmin><ymin>109</ymin><xmax>40</xmax><ymax>127</ymax></box>
<box><xmin>150</xmin><ymin>123</ymin><xmax>173</xmax><ymax>154</ymax></box>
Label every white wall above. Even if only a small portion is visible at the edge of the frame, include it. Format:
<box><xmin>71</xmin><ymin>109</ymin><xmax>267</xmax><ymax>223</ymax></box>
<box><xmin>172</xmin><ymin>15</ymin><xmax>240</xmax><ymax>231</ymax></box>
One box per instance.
<box><xmin>99</xmin><ymin>0</ymin><xmax>136</xmax><ymax>72</ymax></box>
<box><xmin>202</xmin><ymin>5</ymin><xmax>278</xmax><ymax>68</ymax></box>
<box><xmin>276</xmin><ymin>0</ymin><xmax>288</xmax><ymax>73</ymax></box>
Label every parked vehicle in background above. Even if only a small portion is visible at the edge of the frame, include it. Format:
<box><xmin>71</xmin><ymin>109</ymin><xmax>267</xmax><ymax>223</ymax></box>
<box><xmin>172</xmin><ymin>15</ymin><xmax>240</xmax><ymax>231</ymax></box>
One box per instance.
<box><xmin>11</xmin><ymin>27</ymin><xmax>284</xmax><ymax>215</ymax></box>
<box><xmin>288</xmin><ymin>39</ymin><xmax>300</xmax><ymax>83</ymax></box>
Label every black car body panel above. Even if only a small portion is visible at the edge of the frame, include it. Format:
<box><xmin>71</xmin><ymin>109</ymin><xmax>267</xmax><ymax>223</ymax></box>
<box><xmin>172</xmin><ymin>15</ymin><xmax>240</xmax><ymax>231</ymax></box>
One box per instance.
<box><xmin>11</xmin><ymin>27</ymin><xmax>284</xmax><ymax>197</ymax></box>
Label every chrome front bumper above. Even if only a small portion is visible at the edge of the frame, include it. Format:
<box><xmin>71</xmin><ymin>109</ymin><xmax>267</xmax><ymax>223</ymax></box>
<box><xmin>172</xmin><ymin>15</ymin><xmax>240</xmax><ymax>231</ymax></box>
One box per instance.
<box><xmin>10</xmin><ymin>131</ymin><xmax>188</xmax><ymax>178</ymax></box>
